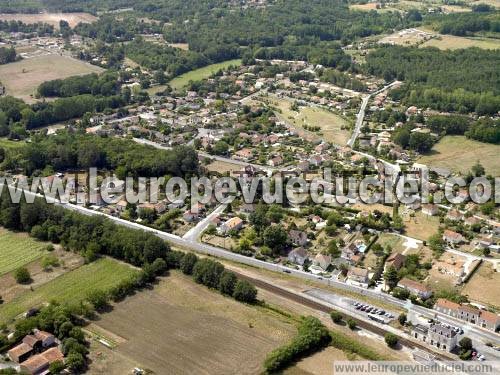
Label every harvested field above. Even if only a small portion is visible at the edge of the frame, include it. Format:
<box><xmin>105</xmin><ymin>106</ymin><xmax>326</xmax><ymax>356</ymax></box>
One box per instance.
<box><xmin>87</xmin><ymin>271</ymin><xmax>296</xmax><ymax>374</ymax></box>
<box><xmin>0</xmin><ymin>12</ymin><xmax>97</xmax><ymax>28</ymax></box>
<box><xmin>418</xmin><ymin>136</ymin><xmax>500</xmax><ymax>176</ymax></box>
<box><xmin>421</xmin><ymin>35</ymin><xmax>500</xmax><ymax>50</ymax></box>
<box><xmin>0</xmin><ymin>54</ymin><xmax>104</xmax><ymax>102</ymax></box>
<box><xmin>266</xmin><ymin>96</ymin><xmax>351</xmax><ymax>145</ymax></box>
<box><xmin>462</xmin><ymin>263</ymin><xmax>500</xmax><ymax>309</ymax></box>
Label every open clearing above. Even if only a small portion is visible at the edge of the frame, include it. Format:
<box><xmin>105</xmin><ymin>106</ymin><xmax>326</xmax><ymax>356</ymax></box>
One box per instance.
<box><xmin>0</xmin><ymin>54</ymin><xmax>104</xmax><ymax>102</ymax></box>
<box><xmin>403</xmin><ymin>211</ymin><xmax>441</xmax><ymax>241</ymax></box>
<box><xmin>0</xmin><ymin>12</ymin><xmax>97</xmax><ymax>28</ymax></box>
<box><xmin>87</xmin><ymin>271</ymin><xmax>296</xmax><ymax>375</ymax></box>
<box><xmin>0</xmin><ymin>228</ymin><xmax>48</xmax><ymax>276</ymax></box>
<box><xmin>169</xmin><ymin>59</ymin><xmax>242</xmax><ymax>90</ymax></box>
<box><xmin>421</xmin><ymin>34</ymin><xmax>500</xmax><ymax>50</ymax></box>
<box><xmin>462</xmin><ymin>263</ymin><xmax>500</xmax><ymax>309</ymax></box>
<box><xmin>0</xmin><ymin>258</ymin><xmax>137</xmax><ymax>323</ymax></box>
<box><xmin>0</xmin><ymin>138</ymin><xmax>25</xmax><ymax>150</ymax></box>
<box><xmin>418</xmin><ymin>136</ymin><xmax>500</xmax><ymax>176</ymax></box>
<box><xmin>267</xmin><ymin>96</ymin><xmax>351</xmax><ymax>145</ymax></box>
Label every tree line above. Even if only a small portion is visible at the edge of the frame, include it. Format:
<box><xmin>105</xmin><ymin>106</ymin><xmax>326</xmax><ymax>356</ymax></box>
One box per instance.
<box><xmin>0</xmin><ymin>20</ymin><xmax>54</xmax><ymax>35</ymax></box>
<box><xmin>3</xmin><ymin>131</ymin><xmax>199</xmax><ymax>177</ymax></box>
<box><xmin>0</xmin><ymin>47</ymin><xmax>17</xmax><ymax>65</ymax></box>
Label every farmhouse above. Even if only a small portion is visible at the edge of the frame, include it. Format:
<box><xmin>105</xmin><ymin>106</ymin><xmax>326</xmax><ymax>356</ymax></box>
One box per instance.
<box><xmin>446</xmin><ymin>209</ymin><xmax>463</xmax><ymax>222</ymax></box>
<box><xmin>8</xmin><ymin>343</ymin><xmax>32</xmax><ymax>363</ymax></box>
<box><xmin>397</xmin><ymin>278</ymin><xmax>433</xmax><ymax>299</ymax></box>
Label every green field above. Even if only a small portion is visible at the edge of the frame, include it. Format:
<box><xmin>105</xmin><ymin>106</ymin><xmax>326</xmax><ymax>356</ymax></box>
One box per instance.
<box><xmin>418</xmin><ymin>135</ymin><xmax>500</xmax><ymax>176</ymax></box>
<box><xmin>0</xmin><ymin>229</ymin><xmax>48</xmax><ymax>276</ymax></box>
<box><xmin>0</xmin><ymin>138</ymin><xmax>25</xmax><ymax>150</ymax></box>
<box><xmin>0</xmin><ymin>258</ymin><xmax>138</xmax><ymax>323</ymax></box>
<box><xmin>169</xmin><ymin>59</ymin><xmax>242</xmax><ymax>90</ymax></box>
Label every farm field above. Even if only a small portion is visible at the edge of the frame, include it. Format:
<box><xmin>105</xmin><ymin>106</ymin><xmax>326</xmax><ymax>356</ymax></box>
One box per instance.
<box><xmin>0</xmin><ymin>258</ymin><xmax>138</xmax><ymax>323</ymax></box>
<box><xmin>0</xmin><ymin>228</ymin><xmax>48</xmax><ymax>276</ymax></box>
<box><xmin>403</xmin><ymin>211</ymin><xmax>441</xmax><ymax>241</ymax></box>
<box><xmin>0</xmin><ymin>54</ymin><xmax>104</xmax><ymax>102</ymax></box>
<box><xmin>0</xmin><ymin>12</ymin><xmax>97</xmax><ymax>28</ymax></box>
<box><xmin>169</xmin><ymin>59</ymin><xmax>242</xmax><ymax>90</ymax></box>
<box><xmin>462</xmin><ymin>263</ymin><xmax>500</xmax><ymax>309</ymax></box>
<box><xmin>87</xmin><ymin>271</ymin><xmax>296</xmax><ymax>374</ymax></box>
<box><xmin>421</xmin><ymin>35</ymin><xmax>500</xmax><ymax>50</ymax></box>
<box><xmin>418</xmin><ymin>136</ymin><xmax>500</xmax><ymax>176</ymax></box>
<box><xmin>267</xmin><ymin>96</ymin><xmax>351</xmax><ymax>145</ymax></box>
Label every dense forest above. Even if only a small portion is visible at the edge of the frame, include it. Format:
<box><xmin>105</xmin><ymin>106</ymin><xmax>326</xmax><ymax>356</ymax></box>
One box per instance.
<box><xmin>429</xmin><ymin>8</ymin><xmax>500</xmax><ymax>36</ymax></box>
<box><xmin>2</xmin><ymin>131</ymin><xmax>199</xmax><ymax>177</ymax></box>
<box><xmin>365</xmin><ymin>46</ymin><xmax>500</xmax><ymax>114</ymax></box>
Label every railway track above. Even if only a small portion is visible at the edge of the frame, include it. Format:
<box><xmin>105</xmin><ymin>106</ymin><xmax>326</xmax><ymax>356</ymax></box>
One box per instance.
<box><xmin>237</xmin><ymin>272</ymin><xmax>457</xmax><ymax>361</ymax></box>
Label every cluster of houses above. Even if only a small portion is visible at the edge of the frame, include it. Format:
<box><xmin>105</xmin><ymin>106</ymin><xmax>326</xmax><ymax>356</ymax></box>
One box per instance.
<box><xmin>7</xmin><ymin>330</ymin><xmax>64</xmax><ymax>375</ymax></box>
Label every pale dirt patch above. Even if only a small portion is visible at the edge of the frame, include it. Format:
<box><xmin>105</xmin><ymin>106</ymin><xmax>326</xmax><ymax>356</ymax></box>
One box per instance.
<box><xmin>0</xmin><ymin>12</ymin><xmax>97</xmax><ymax>28</ymax></box>
<box><xmin>88</xmin><ymin>272</ymin><xmax>296</xmax><ymax>375</ymax></box>
<box><xmin>462</xmin><ymin>263</ymin><xmax>500</xmax><ymax>310</ymax></box>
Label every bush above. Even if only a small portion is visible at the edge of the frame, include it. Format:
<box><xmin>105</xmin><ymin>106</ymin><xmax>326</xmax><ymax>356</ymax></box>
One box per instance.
<box><xmin>330</xmin><ymin>310</ymin><xmax>343</xmax><ymax>324</ymax></box>
<box><xmin>347</xmin><ymin>318</ymin><xmax>357</xmax><ymax>330</ymax></box>
<box><xmin>41</xmin><ymin>254</ymin><xmax>60</xmax><ymax>270</ymax></box>
<box><xmin>49</xmin><ymin>360</ymin><xmax>66</xmax><ymax>374</ymax></box>
<box><xmin>233</xmin><ymin>280</ymin><xmax>257</xmax><ymax>303</ymax></box>
<box><xmin>14</xmin><ymin>267</ymin><xmax>31</xmax><ymax>284</ymax></box>
<box><xmin>384</xmin><ymin>333</ymin><xmax>398</xmax><ymax>347</ymax></box>
<box><xmin>398</xmin><ymin>313</ymin><xmax>407</xmax><ymax>326</ymax></box>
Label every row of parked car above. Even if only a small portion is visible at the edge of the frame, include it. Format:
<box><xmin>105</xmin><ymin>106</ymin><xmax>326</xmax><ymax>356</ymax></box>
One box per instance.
<box><xmin>353</xmin><ymin>302</ymin><xmax>394</xmax><ymax>319</ymax></box>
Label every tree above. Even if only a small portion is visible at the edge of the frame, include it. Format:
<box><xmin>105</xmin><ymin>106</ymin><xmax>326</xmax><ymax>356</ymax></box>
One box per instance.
<box><xmin>65</xmin><ymin>352</ymin><xmax>85</xmax><ymax>372</ymax></box>
<box><xmin>398</xmin><ymin>313</ymin><xmax>407</xmax><ymax>326</ymax></box>
<box><xmin>409</xmin><ymin>132</ymin><xmax>434</xmax><ymax>153</ymax></box>
<box><xmin>233</xmin><ymin>280</ymin><xmax>257</xmax><ymax>303</ymax></box>
<box><xmin>14</xmin><ymin>267</ymin><xmax>31</xmax><ymax>284</ymax></box>
<box><xmin>471</xmin><ymin>161</ymin><xmax>485</xmax><ymax>177</ymax></box>
<box><xmin>263</xmin><ymin>225</ymin><xmax>287</xmax><ymax>253</ymax></box>
<box><xmin>213</xmin><ymin>140</ymin><xmax>229</xmax><ymax>155</ymax></box>
<box><xmin>429</xmin><ymin>233</ymin><xmax>445</xmax><ymax>256</ymax></box>
<box><xmin>385</xmin><ymin>333</ymin><xmax>399</xmax><ymax>347</ymax></box>
<box><xmin>330</xmin><ymin>310</ymin><xmax>343</xmax><ymax>324</ymax></box>
<box><xmin>180</xmin><ymin>253</ymin><xmax>198</xmax><ymax>275</ymax></box>
<box><xmin>459</xmin><ymin>337</ymin><xmax>473</xmax><ymax>351</ymax></box>
<box><xmin>347</xmin><ymin>318</ymin><xmax>357</xmax><ymax>330</ymax></box>
<box><xmin>383</xmin><ymin>266</ymin><xmax>399</xmax><ymax>289</ymax></box>
<box><xmin>86</xmin><ymin>289</ymin><xmax>108</xmax><ymax>311</ymax></box>
<box><xmin>41</xmin><ymin>254</ymin><xmax>60</xmax><ymax>271</ymax></box>
<box><xmin>218</xmin><ymin>270</ymin><xmax>237</xmax><ymax>295</ymax></box>
<box><xmin>49</xmin><ymin>361</ymin><xmax>66</xmax><ymax>374</ymax></box>
<box><xmin>192</xmin><ymin>258</ymin><xmax>225</xmax><ymax>288</ymax></box>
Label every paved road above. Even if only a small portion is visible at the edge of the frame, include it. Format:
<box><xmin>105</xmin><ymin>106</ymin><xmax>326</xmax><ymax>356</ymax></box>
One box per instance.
<box><xmin>183</xmin><ymin>204</ymin><xmax>226</xmax><ymax>241</ymax></box>
<box><xmin>347</xmin><ymin>81</ymin><xmax>401</xmax><ymax>148</ymax></box>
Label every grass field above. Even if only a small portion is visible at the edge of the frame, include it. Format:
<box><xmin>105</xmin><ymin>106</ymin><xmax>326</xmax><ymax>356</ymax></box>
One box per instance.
<box><xmin>87</xmin><ymin>271</ymin><xmax>296</xmax><ymax>374</ymax></box>
<box><xmin>0</xmin><ymin>138</ymin><xmax>25</xmax><ymax>150</ymax></box>
<box><xmin>0</xmin><ymin>54</ymin><xmax>104</xmax><ymax>102</ymax></box>
<box><xmin>0</xmin><ymin>229</ymin><xmax>48</xmax><ymax>276</ymax></box>
<box><xmin>418</xmin><ymin>136</ymin><xmax>500</xmax><ymax>176</ymax></box>
<box><xmin>421</xmin><ymin>35</ymin><xmax>500</xmax><ymax>50</ymax></box>
<box><xmin>0</xmin><ymin>12</ymin><xmax>96</xmax><ymax>28</ymax></box>
<box><xmin>169</xmin><ymin>59</ymin><xmax>242</xmax><ymax>90</ymax></box>
<box><xmin>462</xmin><ymin>263</ymin><xmax>500</xmax><ymax>309</ymax></box>
<box><xmin>267</xmin><ymin>96</ymin><xmax>351</xmax><ymax>145</ymax></box>
<box><xmin>0</xmin><ymin>258</ymin><xmax>138</xmax><ymax>323</ymax></box>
